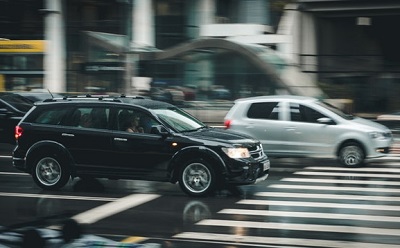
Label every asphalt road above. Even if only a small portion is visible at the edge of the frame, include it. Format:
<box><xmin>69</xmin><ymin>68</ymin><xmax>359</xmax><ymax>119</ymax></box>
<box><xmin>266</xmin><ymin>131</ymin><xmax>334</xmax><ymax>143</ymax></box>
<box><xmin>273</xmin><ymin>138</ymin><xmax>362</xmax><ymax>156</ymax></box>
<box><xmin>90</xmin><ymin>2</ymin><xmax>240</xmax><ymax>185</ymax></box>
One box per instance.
<box><xmin>0</xmin><ymin>144</ymin><xmax>400</xmax><ymax>247</ymax></box>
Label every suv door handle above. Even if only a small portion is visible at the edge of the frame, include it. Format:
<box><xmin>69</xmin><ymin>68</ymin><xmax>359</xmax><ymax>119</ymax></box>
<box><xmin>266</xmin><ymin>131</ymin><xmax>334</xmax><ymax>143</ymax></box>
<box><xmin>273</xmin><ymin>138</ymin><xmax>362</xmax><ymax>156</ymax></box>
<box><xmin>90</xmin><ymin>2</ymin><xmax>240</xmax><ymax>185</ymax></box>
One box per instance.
<box><xmin>114</xmin><ymin>137</ymin><xmax>127</xmax><ymax>142</ymax></box>
<box><xmin>62</xmin><ymin>133</ymin><xmax>75</xmax><ymax>137</ymax></box>
<box><xmin>285</xmin><ymin>126</ymin><xmax>296</xmax><ymax>131</ymax></box>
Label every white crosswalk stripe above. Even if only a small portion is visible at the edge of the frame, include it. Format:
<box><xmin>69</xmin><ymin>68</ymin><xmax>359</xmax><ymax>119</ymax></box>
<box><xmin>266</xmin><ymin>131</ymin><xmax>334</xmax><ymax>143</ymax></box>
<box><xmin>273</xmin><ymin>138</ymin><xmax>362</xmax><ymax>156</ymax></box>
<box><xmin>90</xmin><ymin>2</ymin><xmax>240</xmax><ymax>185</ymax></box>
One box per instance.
<box><xmin>173</xmin><ymin>163</ymin><xmax>400</xmax><ymax>247</ymax></box>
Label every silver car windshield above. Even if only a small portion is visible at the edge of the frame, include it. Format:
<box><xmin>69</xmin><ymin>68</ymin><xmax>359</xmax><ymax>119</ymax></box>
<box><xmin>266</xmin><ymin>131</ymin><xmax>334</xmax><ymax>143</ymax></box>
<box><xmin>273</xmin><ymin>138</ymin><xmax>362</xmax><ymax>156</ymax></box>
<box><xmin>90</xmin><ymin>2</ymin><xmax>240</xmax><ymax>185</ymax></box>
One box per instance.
<box><xmin>316</xmin><ymin>100</ymin><xmax>354</xmax><ymax>120</ymax></box>
<box><xmin>153</xmin><ymin>107</ymin><xmax>206</xmax><ymax>132</ymax></box>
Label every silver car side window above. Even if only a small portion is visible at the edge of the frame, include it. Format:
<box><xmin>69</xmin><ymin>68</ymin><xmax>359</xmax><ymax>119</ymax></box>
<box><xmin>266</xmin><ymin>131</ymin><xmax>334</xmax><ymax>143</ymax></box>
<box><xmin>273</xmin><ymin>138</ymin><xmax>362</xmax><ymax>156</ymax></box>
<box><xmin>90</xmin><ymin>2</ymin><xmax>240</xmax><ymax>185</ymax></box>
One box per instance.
<box><xmin>247</xmin><ymin>102</ymin><xmax>280</xmax><ymax>120</ymax></box>
<box><xmin>290</xmin><ymin>103</ymin><xmax>327</xmax><ymax>123</ymax></box>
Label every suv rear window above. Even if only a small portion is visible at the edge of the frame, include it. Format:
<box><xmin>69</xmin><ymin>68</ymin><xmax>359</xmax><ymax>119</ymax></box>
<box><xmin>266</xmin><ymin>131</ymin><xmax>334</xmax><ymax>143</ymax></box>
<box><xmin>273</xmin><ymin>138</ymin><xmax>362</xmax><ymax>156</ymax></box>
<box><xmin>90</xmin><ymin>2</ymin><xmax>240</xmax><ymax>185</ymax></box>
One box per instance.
<box><xmin>33</xmin><ymin>108</ymin><xmax>70</xmax><ymax>125</ymax></box>
<box><xmin>247</xmin><ymin>102</ymin><xmax>280</xmax><ymax>120</ymax></box>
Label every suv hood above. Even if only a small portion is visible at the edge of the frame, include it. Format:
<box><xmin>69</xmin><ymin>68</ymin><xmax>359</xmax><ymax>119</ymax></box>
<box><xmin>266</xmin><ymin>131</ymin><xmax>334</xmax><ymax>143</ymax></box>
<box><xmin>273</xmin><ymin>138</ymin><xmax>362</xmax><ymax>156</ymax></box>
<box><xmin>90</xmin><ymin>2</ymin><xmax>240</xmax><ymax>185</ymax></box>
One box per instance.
<box><xmin>184</xmin><ymin>127</ymin><xmax>259</xmax><ymax>146</ymax></box>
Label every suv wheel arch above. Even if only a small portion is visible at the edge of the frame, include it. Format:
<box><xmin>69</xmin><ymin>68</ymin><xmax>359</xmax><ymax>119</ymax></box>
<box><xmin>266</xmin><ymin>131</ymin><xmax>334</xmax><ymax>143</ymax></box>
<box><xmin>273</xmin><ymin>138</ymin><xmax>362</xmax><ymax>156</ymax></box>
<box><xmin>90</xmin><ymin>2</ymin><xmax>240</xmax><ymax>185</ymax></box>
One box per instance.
<box><xmin>169</xmin><ymin>146</ymin><xmax>227</xmax><ymax>185</ymax></box>
<box><xmin>26</xmin><ymin>141</ymin><xmax>75</xmax><ymax>176</ymax></box>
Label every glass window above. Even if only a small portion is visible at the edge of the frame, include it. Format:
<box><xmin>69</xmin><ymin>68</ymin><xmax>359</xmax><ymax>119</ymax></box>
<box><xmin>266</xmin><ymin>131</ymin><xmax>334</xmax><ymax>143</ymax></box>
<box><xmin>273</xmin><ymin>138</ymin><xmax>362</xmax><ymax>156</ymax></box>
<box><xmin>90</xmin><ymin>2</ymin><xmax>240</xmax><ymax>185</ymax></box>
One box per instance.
<box><xmin>65</xmin><ymin>107</ymin><xmax>110</xmax><ymax>129</ymax></box>
<box><xmin>290</xmin><ymin>103</ymin><xmax>326</xmax><ymax>123</ymax></box>
<box><xmin>116</xmin><ymin>108</ymin><xmax>158</xmax><ymax>134</ymax></box>
<box><xmin>33</xmin><ymin>108</ymin><xmax>69</xmax><ymax>125</ymax></box>
<box><xmin>247</xmin><ymin>102</ymin><xmax>280</xmax><ymax>120</ymax></box>
<box><xmin>0</xmin><ymin>94</ymin><xmax>33</xmax><ymax>112</ymax></box>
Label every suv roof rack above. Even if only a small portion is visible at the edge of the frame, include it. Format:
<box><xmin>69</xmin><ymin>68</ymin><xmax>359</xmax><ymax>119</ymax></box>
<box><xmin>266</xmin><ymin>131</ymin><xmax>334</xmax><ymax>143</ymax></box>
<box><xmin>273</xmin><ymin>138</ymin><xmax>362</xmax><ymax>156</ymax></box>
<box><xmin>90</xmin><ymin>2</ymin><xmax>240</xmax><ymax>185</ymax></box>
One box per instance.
<box><xmin>42</xmin><ymin>94</ymin><xmax>146</xmax><ymax>102</ymax></box>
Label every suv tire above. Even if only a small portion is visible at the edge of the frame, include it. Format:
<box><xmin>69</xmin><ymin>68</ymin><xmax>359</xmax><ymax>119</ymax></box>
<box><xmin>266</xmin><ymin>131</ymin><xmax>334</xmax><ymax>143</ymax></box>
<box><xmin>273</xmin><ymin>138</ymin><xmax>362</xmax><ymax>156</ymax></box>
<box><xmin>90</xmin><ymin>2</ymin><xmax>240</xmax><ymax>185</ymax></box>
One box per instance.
<box><xmin>179</xmin><ymin>159</ymin><xmax>216</xmax><ymax>197</ymax></box>
<box><xmin>338</xmin><ymin>142</ymin><xmax>365</xmax><ymax>167</ymax></box>
<box><xmin>32</xmin><ymin>155</ymin><xmax>70</xmax><ymax>190</ymax></box>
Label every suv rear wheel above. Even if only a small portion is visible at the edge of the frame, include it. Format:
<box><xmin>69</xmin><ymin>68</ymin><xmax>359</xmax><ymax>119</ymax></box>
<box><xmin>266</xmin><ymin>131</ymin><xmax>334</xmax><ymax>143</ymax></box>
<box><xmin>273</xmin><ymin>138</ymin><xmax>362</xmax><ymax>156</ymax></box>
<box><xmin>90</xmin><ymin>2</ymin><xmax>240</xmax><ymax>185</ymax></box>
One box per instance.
<box><xmin>338</xmin><ymin>142</ymin><xmax>365</xmax><ymax>167</ymax></box>
<box><xmin>32</xmin><ymin>156</ymin><xmax>70</xmax><ymax>190</ymax></box>
<box><xmin>179</xmin><ymin>159</ymin><xmax>216</xmax><ymax>197</ymax></box>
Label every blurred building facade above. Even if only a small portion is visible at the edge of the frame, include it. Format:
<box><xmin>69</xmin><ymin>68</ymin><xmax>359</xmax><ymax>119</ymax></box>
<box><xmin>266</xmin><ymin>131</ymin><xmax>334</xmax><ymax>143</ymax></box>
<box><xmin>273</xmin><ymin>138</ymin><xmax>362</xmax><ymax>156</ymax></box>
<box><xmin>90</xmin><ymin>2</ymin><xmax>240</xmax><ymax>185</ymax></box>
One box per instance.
<box><xmin>0</xmin><ymin>0</ymin><xmax>400</xmax><ymax>113</ymax></box>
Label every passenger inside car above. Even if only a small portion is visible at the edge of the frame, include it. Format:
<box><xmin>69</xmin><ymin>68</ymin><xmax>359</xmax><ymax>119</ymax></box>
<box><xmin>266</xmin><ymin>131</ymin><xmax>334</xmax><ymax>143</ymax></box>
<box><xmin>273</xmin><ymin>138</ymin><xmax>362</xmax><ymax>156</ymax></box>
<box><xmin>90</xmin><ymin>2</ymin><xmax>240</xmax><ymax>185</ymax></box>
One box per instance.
<box><xmin>79</xmin><ymin>114</ymin><xmax>92</xmax><ymax>128</ymax></box>
<box><xmin>125</xmin><ymin>114</ymin><xmax>144</xmax><ymax>133</ymax></box>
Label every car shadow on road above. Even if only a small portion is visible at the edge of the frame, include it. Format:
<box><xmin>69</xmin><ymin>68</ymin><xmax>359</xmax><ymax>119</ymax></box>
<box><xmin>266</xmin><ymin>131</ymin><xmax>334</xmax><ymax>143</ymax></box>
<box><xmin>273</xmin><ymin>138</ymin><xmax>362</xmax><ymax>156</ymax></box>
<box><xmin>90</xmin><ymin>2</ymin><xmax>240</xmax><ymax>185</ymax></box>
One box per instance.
<box><xmin>72</xmin><ymin>178</ymin><xmax>105</xmax><ymax>193</ymax></box>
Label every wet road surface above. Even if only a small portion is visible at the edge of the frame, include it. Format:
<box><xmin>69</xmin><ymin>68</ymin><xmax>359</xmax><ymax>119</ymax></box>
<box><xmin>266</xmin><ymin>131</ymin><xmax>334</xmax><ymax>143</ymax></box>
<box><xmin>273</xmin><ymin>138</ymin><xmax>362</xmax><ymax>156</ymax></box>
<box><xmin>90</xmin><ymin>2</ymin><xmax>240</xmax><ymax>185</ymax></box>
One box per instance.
<box><xmin>0</xmin><ymin>143</ymin><xmax>400</xmax><ymax>247</ymax></box>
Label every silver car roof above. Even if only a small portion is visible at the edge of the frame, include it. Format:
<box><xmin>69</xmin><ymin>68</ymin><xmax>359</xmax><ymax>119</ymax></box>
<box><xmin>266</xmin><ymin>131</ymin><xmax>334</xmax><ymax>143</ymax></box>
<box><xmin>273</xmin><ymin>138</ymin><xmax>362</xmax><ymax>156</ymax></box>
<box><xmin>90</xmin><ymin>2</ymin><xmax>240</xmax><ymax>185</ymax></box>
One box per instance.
<box><xmin>234</xmin><ymin>95</ymin><xmax>318</xmax><ymax>104</ymax></box>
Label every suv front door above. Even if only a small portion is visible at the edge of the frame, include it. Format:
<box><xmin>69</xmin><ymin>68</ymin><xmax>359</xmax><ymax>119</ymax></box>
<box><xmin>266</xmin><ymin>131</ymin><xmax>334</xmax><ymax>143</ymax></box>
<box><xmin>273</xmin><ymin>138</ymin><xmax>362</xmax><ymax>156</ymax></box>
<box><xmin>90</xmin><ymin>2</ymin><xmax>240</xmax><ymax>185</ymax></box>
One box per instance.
<box><xmin>111</xmin><ymin>107</ymin><xmax>175</xmax><ymax>180</ymax></box>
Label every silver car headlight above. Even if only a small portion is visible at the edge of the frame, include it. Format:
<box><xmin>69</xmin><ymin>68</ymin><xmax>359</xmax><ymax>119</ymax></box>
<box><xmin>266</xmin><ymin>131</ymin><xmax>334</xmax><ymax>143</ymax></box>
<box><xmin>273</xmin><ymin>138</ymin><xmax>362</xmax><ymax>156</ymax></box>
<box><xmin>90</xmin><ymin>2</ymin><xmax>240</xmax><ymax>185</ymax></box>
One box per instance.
<box><xmin>222</xmin><ymin>147</ymin><xmax>250</xmax><ymax>159</ymax></box>
<box><xmin>369</xmin><ymin>131</ymin><xmax>386</xmax><ymax>139</ymax></box>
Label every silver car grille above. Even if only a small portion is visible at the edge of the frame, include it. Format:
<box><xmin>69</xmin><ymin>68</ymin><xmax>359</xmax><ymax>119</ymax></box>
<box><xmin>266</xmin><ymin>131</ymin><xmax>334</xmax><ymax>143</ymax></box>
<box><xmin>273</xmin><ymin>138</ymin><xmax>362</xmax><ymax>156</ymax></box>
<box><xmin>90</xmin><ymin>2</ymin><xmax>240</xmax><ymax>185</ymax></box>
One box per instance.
<box><xmin>384</xmin><ymin>132</ymin><xmax>392</xmax><ymax>139</ymax></box>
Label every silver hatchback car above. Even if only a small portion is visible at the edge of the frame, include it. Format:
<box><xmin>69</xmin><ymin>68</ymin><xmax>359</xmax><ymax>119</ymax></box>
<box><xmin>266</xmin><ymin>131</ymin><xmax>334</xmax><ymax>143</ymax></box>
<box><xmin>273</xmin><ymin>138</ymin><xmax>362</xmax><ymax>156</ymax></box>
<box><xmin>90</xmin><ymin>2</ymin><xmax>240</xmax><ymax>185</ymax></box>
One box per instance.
<box><xmin>224</xmin><ymin>95</ymin><xmax>393</xmax><ymax>167</ymax></box>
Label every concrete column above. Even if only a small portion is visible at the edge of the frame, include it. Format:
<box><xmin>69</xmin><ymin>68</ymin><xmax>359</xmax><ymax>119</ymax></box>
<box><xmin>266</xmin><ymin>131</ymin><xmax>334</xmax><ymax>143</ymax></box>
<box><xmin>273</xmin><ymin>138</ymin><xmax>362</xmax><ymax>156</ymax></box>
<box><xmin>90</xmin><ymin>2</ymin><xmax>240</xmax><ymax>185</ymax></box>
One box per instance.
<box><xmin>186</xmin><ymin>0</ymin><xmax>215</xmax><ymax>39</ymax></box>
<box><xmin>132</xmin><ymin>0</ymin><xmax>154</xmax><ymax>47</ymax></box>
<box><xmin>44</xmin><ymin>0</ymin><xmax>66</xmax><ymax>93</ymax></box>
<box><xmin>185</xmin><ymin>0</ymin><xmax>215</xmax><ymax>93</ymax></box>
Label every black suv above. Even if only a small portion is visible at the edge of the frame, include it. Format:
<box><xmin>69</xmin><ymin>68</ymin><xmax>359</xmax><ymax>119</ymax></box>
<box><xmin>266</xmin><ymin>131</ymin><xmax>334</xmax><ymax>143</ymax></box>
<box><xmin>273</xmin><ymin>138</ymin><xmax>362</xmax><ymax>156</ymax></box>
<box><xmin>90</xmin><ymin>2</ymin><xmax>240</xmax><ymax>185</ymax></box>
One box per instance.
<box><xmin>12</xmin><ymin>95</ymin><xmax>269</xmax><ymax>196</ymax></box>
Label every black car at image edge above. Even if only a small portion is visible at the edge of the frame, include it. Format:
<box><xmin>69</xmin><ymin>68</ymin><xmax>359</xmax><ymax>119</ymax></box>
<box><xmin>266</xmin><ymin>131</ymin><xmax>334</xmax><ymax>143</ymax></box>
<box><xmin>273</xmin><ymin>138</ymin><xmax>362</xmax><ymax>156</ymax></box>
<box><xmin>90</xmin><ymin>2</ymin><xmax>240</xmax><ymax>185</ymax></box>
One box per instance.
<box><xmin>0</xmin><ymin>91</ymin><xmax>64</xmax><ymax>144</ymax></box>
<box><xmin>12</xmin><ymin>95</ymin><xmax>270</xmax><ymax>196</ymax></box>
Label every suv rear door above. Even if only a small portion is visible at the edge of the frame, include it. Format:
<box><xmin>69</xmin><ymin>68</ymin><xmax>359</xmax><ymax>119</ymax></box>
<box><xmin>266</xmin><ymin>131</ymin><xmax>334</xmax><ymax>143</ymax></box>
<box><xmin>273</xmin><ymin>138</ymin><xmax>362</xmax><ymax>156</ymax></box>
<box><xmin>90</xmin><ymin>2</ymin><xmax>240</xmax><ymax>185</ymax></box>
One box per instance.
<box><xmin>62</xmin><ymin>105</ymin><xmax>115</xmax><ymax>175</ymax></box>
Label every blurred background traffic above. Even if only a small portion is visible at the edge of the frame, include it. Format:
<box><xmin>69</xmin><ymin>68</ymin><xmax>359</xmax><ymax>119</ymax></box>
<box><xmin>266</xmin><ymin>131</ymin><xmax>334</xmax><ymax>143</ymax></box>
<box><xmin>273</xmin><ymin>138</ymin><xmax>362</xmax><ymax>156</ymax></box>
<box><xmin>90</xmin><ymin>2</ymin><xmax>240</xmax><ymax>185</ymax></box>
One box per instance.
<box><xmin>1</xmin><ymin>0</ymin><xmax>399</xmax><ymax>126</ymax></box>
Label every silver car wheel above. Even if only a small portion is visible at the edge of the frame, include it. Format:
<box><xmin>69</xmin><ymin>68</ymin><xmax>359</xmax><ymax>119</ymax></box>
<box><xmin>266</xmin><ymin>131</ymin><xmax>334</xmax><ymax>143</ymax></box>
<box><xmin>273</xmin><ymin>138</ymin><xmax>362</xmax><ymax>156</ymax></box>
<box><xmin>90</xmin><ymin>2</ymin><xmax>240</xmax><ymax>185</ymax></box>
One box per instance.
<box><xmin>181</xmin><ymin>162</ymin><xmax>212</xmax><ymax>194</ymax></box>
<box><xmin>35</xmin><ymin>157</ymin><xmax>62</xmax><ymax>186</ymax></box>
<box><xmin>339</xmin><ymin>144</ymin><xmax>364</xmax><ymax>167</ymax></box>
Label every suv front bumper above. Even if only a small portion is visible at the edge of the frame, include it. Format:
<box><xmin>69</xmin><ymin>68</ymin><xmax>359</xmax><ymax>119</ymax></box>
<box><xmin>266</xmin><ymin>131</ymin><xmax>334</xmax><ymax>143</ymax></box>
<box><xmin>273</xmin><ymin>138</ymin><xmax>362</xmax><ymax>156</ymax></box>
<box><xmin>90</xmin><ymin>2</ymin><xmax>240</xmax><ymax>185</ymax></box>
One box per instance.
<box><xmin>227</xmin><ymin>158</ymin><xmax>270</xmax><ymax>185</ymax></box>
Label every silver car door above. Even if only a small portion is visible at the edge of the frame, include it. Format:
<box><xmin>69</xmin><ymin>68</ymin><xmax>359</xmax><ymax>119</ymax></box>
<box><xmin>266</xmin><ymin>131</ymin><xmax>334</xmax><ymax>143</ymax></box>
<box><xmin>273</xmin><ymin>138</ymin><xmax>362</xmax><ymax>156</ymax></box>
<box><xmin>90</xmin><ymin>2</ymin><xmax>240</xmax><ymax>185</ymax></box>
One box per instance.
<box><xmin>283</xmin><ymin>102</ymin><xmax>340</xmax><ymax>157</ymax></box>
<box><xmin>244</xmin><ymin>101</ymin><xmax>285</xmax><ymax>156</ymax></box>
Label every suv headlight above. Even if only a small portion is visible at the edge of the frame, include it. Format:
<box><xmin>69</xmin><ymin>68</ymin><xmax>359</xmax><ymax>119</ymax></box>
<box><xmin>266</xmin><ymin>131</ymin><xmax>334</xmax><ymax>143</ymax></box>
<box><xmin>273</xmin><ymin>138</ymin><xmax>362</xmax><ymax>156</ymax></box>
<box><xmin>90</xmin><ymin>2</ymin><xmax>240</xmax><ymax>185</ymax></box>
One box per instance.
<box><xmin>369</xmin><ymin>131</ymin><xmax>385</xmax><ymax>139</ymax></box>
<box><xmin>222</xmin><ymin>147</ymin><xmax>250</xmax><ymax>158</ymax></box>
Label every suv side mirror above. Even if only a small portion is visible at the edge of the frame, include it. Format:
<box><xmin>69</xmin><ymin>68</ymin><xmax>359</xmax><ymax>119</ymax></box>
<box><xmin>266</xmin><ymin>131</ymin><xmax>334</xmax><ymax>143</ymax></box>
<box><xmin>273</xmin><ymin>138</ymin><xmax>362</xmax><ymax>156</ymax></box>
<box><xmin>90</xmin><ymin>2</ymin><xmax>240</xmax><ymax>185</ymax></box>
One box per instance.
<box><xmin>150</xmin><ymin>125</ymin><xmax>169</xmax><ymax>136</ymax></box>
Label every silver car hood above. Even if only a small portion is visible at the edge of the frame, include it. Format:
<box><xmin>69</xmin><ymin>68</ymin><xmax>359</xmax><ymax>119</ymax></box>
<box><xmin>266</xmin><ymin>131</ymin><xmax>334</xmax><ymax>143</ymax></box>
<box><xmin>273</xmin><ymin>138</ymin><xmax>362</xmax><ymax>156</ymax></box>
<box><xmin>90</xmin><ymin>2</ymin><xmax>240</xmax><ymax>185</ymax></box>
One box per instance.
<box><xmin>350</xmin><ymin>117</ymin><xmax>390</xmax><ymax>131</ymax></box>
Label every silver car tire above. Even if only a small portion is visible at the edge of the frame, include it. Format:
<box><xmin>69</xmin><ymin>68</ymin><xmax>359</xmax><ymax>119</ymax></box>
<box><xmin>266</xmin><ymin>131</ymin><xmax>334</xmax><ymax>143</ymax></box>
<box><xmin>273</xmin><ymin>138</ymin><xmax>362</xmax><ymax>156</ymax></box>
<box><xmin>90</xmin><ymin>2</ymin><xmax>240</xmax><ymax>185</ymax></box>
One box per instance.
<box><xmin>32</xmin><ymin>156</ymin><xmax>70</xmax><ymax>190</ymax></box>
<box><xmin>338</xmin><ymin>143</ymin><xmax>364</xmax><ymax>167</ymax></box>
<box><xmin>179</xmin><ymin>159</ymin><xmax>215</xmax><ymax>197</ymax></box>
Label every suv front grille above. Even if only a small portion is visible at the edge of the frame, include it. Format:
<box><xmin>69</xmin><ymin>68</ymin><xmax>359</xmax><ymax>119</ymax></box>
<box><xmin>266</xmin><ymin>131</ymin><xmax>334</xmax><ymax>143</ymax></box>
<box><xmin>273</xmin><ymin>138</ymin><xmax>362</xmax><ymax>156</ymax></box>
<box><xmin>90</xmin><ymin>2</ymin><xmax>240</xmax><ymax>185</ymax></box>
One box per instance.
<box><xmin>248</xmin><ymin>144</ymin><xmax>265</xmax><ymax>160</ymax></box>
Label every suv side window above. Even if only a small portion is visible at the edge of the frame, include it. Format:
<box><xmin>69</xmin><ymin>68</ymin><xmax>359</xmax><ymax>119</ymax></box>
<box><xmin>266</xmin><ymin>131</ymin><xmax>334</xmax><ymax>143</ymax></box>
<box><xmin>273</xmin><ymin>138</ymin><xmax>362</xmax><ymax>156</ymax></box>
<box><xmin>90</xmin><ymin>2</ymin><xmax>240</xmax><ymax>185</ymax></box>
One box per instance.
<box><xmin>33</xmin><ymin>108</ymin><xmax>70</xmax><ymax>125</ymax></box>
<box><xmin>116</xmin><ymin>108</ymin><xmax>158</xmax><ymax>133</ymax></box>
<box><xmin>67</xmin><ymin>107</ymin><xmax>110</xmax><ymax>129</ymax></box>
<box><xmin>247</xmin><ymin>102</ymin><xmax>280</xmax><ymax>120</ymax></box>
<box><xmin>290</xmin><ymin>103</ymin><xmax>326</xmax><ymax>123</ymax></box>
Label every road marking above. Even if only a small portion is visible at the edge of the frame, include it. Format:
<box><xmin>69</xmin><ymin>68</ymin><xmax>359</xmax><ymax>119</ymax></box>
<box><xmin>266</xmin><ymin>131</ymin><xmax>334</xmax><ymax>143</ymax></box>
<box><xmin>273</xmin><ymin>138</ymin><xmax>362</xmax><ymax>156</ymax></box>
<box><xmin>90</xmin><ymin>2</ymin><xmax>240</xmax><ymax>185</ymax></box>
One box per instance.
<box><xmin>282</xmin><ymin>177</ymin><xmax>400</xmax><ymax>186</ymax></box>
<box><xmin>72</xmin><ymin>194</ymin><xmax>159</xmax><ymax>224</ymax></box>
<box><xmin>0</xmin><ymin>172</ymin><xmax>29</xmax><ymax>176</ymax></box>
<box><xmin>255</xmin><ymin>191</ymin><xmax>400</xmax><ymax>202</ymax></box>
<box><xmin>295</xmin><ymin>171</ymin><xmax>400</xmax><ymax>178</ymax></box>
<box><xmin>304</xmin><ymin>166</ymin><xmax>400</xmax><ymax>173</ymax></box>
<box><xmin>219</xmin><ymin>209</ymin><xmax>400</xmax><ymax>222</ymax></box>
<box><xmin>269</xmin><ymin>184</ymin><xmax>400</xmax><ymax>193</ymax></box>
<box><xmin>174</xmin><ymin>232</ymin><xmax>400</xmax><ymax>248</ymax></box>
<box><xmin>0</xmin><ymin>155</ymin><xmax>12</xmax><ymax>159</ymax></box>
<box><xmin>0</xmin><ymin>192</ymin><xmax>117</xmax><ymax>201</ymax></box>
<box><xmin>197</xmin><ymin>219</ymin><xmax>400</xmax><ymax>236</ymax></box>
<box><xmin>238</xmin><ymin>199</ymin><xmax>400</xmax><ymax>211</ymax></box>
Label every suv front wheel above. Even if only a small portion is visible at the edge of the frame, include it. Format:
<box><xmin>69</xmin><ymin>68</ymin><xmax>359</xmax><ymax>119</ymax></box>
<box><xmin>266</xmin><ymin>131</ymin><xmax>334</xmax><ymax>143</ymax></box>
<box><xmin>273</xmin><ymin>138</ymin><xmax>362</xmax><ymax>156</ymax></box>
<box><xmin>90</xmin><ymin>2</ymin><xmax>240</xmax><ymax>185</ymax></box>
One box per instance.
<box><xmin>179</xmin><ymin>159</ymin><xmax>216</xmax><ymax>197</ymax></box>
<box><xmin>32</xmin><ymin>155</ymin><xmax>70</xmax><ymax>190</ymax></box>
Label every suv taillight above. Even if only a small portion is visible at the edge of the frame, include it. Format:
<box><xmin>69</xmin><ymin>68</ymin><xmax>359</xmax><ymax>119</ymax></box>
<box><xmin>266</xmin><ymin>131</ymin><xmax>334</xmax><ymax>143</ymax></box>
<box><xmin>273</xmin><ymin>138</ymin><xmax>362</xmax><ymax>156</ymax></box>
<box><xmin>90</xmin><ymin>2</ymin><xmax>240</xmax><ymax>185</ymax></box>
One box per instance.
<box><xmin>224</xmin><ymin>119</ymin><xmax>231</xmax><ymax>129</ymax></box>
<box><xmin>15</xmin><ymin>126</ymin><xmax>23</xmax><ymax>140</ymax></box>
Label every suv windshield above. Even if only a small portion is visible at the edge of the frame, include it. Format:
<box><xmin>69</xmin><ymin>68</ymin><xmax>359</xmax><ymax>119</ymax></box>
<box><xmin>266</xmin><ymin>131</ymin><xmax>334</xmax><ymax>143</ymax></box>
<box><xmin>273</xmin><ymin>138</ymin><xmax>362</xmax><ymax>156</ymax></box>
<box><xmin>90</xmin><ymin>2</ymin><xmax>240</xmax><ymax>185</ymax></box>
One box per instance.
<box><xmin>153</xmin><ymin>107</ymin><xmax>206</xmax><ymax>132</ymax></box>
